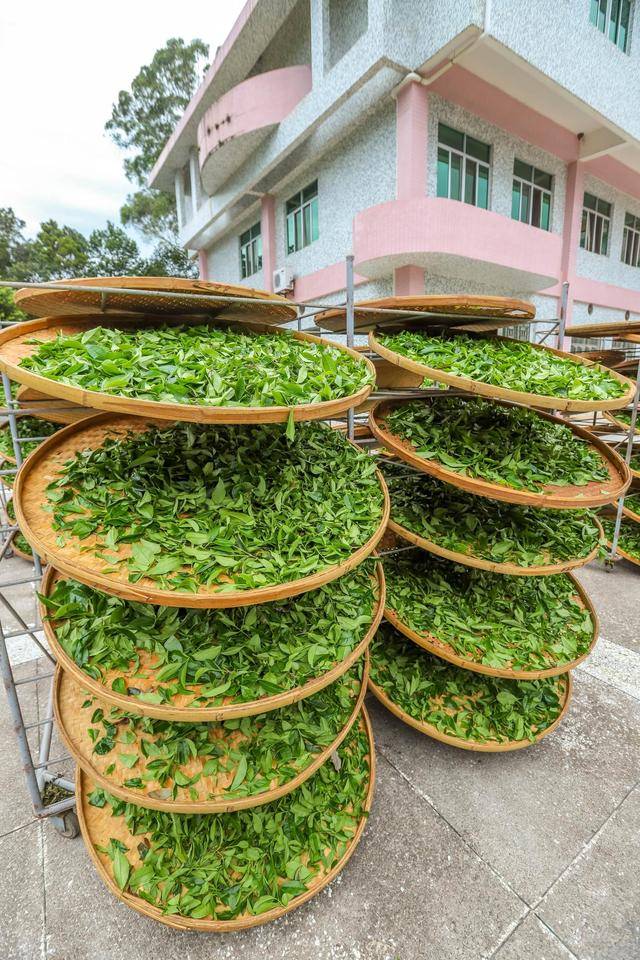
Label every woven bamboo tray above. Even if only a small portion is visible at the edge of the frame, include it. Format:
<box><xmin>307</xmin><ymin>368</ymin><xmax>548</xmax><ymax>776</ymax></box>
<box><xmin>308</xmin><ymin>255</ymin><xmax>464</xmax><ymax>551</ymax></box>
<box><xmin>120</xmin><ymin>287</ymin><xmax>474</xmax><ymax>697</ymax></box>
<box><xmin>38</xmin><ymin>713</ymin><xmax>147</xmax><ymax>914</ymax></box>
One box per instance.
<box><xmin>387</xmin><ymin>514</ymin><xmax>604</xmax><ymax>576</ymax></box>
<box><xmin>605</xmin><ymin>534</ymin><xmax>640</xmax><ymax>567</ymax></box>
<box><xmin>0</xmin><ymin>315</ymin><xmax>374</xmax><ymax>424</ymax></box>
<box><xmin>620</xmin><ymin>498</ymin><xmax>640</xmax><ymax>525</ymax></box>
<box><xmin>16</xmin><ymin>414</ymin><xmax>389</xmax><ymax>608</ymax></box>
<box><xmin>383</xmin><ymin>568</ymin><xmax>598</xmax><ymax>680</ymax></box>
<box><xmin>75</xmin><ymin>707</ymin><xmax>375</xmax><ymax>931</ymax></box>
<box><xmin>368</xmin><ymin>672</ymin><xmax>571</xmax><ymax>753</ymax></box>
<box><xmin>604</xmin><ymin>410</ymin><xmax>637</xmax><ymax>433</ymax></box>
<box><xmin>16</xmin><ymin>385</ymin><xmax>97</xmax><ymax>425</ymax></box>
<box><xmin>40</xmin><ymin>562</ymin><xmax>384</xmax><ymax>721</ymax></box>
<box><xmin>315</xmin><ymin>295</ymin><xmax>535</xmax><ymax>333</ymax></box>
<box><xmin>8</xmin><ymin>529</ymin><xmax>33</xmax><ymax>562</ymax></box>
<box><xmin>369</xmin><ymin>397</ymin><xmax>630</xmax><ymax>509</ymax></box>
<box><xmin>369</xmin><ymin>331</ymin><xmax>635</xmax><ymax>413</ymax></box>
<box><xmin>14</xmin><ymin>276</ymin><xmax>297</xmax><ymax>324</ymax></box>
<box><xmin>565</xmin><ymin>320</ymin><xmax>640</xmax><ymax>338</ymax></box>
<box><xmin>575</xmin><ymin>349</ymin><xmax>626</xmax><ymax>368</ymax></box>
<box><xmin>55</xmin><ymin>656</ymin><xmax>368</xmax><ymax>813</ymax></box>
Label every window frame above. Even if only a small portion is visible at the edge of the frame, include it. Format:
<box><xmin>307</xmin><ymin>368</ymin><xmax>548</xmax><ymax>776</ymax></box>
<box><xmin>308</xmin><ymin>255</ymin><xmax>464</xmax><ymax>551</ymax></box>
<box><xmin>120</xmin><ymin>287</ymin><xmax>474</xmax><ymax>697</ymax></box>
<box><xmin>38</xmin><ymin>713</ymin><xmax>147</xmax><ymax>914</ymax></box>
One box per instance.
<box><xmin>511</xmin><ymin>159</ymin><xmax>553</xmax><ymax>231</ymax></box>
<box><xmin>436</xmin><ymin>124</ymin><xmax>491</xmax><ymax>210</ymax></box>
<box><xmin>622</xmin><ymin>211</ymin><xmax>640</xmax><ymax>267</ymax></box>
<box><xmin>589</xmin><ymin>0</ymin><xmax>633</xmax><ymax>53</ymax></box>
<box><xmin>239</xmin><ymin>221</ymin><xmax>263</xmax><ymax>280</ymax></box>
<box><xmin>580</xmin><ymin>192</ymin><xmax>613</xmax><ymax>257</ymax></box>
<box><xmin>285</xmin><ymin>180</ymin><xmax>319</xmax><ymax>254</ymax></box>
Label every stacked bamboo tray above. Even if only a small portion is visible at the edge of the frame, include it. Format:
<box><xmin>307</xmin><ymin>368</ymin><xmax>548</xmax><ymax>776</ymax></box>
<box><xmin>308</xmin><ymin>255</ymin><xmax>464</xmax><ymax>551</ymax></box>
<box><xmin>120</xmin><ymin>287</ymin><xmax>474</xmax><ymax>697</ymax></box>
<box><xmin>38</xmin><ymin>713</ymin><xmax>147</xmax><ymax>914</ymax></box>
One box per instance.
<box><xmin>4</xmin><ymin>276</ymin><xmax>390</xmax><ymax>930</ymax></box>
<box><xmin>317</xmin><ymin>295</ymin><xmax>633</xmax><ymax>752</ymax></box>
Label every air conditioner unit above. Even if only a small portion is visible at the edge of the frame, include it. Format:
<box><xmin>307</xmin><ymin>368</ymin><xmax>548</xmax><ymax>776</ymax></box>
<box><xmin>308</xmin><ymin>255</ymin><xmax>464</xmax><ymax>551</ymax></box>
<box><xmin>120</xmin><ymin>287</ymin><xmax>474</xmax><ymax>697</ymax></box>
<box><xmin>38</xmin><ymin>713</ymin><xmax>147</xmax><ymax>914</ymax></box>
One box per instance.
<box><xmin>273</xmin><ymin>266</ymin><xmax>294</xmax><ymax>294</ymax></box>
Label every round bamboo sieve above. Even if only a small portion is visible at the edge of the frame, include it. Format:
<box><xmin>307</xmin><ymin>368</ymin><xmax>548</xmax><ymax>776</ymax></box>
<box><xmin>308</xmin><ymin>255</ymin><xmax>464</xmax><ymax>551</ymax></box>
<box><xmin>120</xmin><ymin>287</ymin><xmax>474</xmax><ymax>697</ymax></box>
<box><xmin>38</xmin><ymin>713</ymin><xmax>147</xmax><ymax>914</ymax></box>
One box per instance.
<box><xmin>604</xmin><ymin>410</ymin><xmax>637</xmax><ymax>434</ymax></box>
<box><xmin>75</xmin><ymin>707</ymin><xmax>375</xmax><ymax>931</ymax></box>
<box><xmin>15</xmin><ymin>414</ymin><xmax>390</xmax><ymax>608</ymax></box>
<box><xmin>369</xmin><ymin>397</ymin><xmax>631</xmax><ymax>510</ymax></box>
<box><xmin>39</xmin><ymin>562</ymin><xmax>384</xmax><ymax>721</ymax></box>
<box><xmin>16</xmin><ymin>385</ymin><xmax>97</xmax><ymax>425</ymax></box>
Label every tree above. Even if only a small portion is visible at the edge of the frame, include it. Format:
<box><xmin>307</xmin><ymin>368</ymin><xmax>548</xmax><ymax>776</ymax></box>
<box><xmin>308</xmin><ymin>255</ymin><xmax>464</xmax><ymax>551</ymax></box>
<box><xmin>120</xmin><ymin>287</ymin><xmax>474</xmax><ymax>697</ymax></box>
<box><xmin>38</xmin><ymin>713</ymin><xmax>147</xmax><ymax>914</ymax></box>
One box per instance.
<box><xmin>85</xmin><ymin>222</ymin><xmax>144</xmax><ymax>276</ymax></box>
<box><xmin>0</xmin><ymin>288</ymin><xmax>28</xmax><ymax>324</ymax></box>
<box><xmin>144</xmin><ymin>240</ymin><xmax>198</xmax><ymax>279</ymax></box>
<box><xmin>120</xmin><ymin>189</ymin><xmax>178</xmax><ymax>244</ymax></box>
<box><xmin>0</xmin><ymin>208</ymin><xmax>28</xmax><ymax>278</ymax></box>
<box><xmin>12</xmin><ymin>220</ymin><xmax>89</xmax><ymax>281</ymax></box>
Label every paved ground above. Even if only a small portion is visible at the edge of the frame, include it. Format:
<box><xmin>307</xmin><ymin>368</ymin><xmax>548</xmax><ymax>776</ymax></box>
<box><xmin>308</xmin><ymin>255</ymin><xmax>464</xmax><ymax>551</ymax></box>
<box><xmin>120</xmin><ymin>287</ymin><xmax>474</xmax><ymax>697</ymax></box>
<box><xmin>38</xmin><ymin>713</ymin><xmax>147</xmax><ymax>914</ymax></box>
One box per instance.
<box><xmin>1</xmin><ymin>554</ymin><xmax>639</xmax><ymax>960</ymax></box>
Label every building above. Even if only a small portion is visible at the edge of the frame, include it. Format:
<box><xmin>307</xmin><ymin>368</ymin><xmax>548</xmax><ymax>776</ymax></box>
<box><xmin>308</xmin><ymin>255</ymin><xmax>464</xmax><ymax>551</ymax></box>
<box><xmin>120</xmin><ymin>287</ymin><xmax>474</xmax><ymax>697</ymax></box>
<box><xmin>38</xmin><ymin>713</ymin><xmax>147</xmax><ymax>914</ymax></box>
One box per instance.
<box><xmin>150</xmin><ymin>0</ymin><xmax>640</xmax><ymax>339</ymax></box>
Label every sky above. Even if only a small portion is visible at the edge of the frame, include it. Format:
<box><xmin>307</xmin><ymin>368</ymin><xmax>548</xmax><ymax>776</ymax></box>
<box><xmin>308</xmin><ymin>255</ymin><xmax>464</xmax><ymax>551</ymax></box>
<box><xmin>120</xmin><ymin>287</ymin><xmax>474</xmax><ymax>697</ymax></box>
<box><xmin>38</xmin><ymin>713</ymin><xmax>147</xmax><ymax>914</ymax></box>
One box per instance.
<box><xmin>0</xmin><ymin>0</ymin><xmax>245</xmax><ymax>241</ymax></box>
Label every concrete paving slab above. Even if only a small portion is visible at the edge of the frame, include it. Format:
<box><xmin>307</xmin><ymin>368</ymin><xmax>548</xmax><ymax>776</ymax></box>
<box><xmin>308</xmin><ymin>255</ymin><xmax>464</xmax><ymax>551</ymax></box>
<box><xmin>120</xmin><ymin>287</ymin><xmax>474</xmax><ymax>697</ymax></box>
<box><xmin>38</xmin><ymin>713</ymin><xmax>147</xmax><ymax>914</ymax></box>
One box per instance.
<box><xmin>493</xmin><ymin>913</ymin><xmax>576</xmax><ymax>959</ymax></box>
<box><xmin>42</xmin><ymin>754</ymin><xmax>526</xmax><ymax>960</ymax></box>
<box><xmin>0</xmin><ymin>661</ymin><xmax>41</xmax><ymax>835</ymax></box>
<box><xmin>537</xmin><ymin>786</ymin><xmax>640</xmax><ymax>960</ymax></box>
<box><xmin>0</xmin><ymin>821</ymin><xmax>44</xmax><ymax>960</ymax></box>
<box><xmin>578</xmin><ymin>637</ymin><xmax>640</xmax><ymax>703</ymax></box>
<box><xmin>367</xmin><ymin>671</ymin><xmax>640</xmax><ymax>906</ymax></box>
<box><xmin>575</xmin><ymin>560</ymin><xmax>640</xmax><ymax>653</ymax></box>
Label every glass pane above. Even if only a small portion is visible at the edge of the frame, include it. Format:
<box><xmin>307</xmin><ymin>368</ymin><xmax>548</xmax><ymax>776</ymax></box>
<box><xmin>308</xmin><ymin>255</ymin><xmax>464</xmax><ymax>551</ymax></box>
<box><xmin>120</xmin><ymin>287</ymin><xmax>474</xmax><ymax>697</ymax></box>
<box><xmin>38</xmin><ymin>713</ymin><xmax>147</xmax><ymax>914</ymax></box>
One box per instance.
<box><xmin>521</xmin><ymin>182</ymin><xmax>531</xmax><ymax>223</ymax></box>
<box><xmin>609</xmin><ymin>0</ymin><xmax>620</xmax><ymax>42</ymax></box>
<box><xmin>466</xmin><ymin>135</ymin><xmax>490</xmax><ymax>164</ymax></box>
<box><xmin>589</xmin><ymin>0</ymin><xmax>600</xmax><ymax>24</ymax></box>
<box><xmin>450</xmin><ymin>152</ymin><xmax>462</xmax><ymax>201</ymax></box>
<box><xmin>619</xmin><ymin>0</ymin><xmax>631</xmax><ymax>51</ymax></box>
<box><xmin>303</xmin><ymin>203</ymin><xmax>312</xmax><ymax>247</ymax></box>
<box><xmin>302</xmin><ymin>180</ymin><xmax>318</xmax><ymax>203</ymax></box>
<box><xmin>310</xmin><ymin>197</ymin><xmax>319</xmax><ymax>242</ymax></box>
<box><xmin>580</xmin><ymin>210</ymin><xmax>588</xmax><ymax>249</ymax></box>
<box><xmin>625</xmin><ymin>212</ymin><xmax>634</xmax><ymax>227</ymax></box>
<box><xmin>598</xmin><ymin>0</ymin><xmax>607</xmax><ymax>31</ymax></box>
<box><xmin>477</xmin><ymin>165</ymin><xmax>489</xmax><ymax>209</ymax></box>
<box><xmin>286</xmin><ymin>194</ymin><xmax>300</xmax><ymax>215</ymax></box>
<box><xmin>514</xmin><ymin>159</ymin><xmax>532</xmax><ymax>181</ymax></box>
<box><xmin>438</xmin><ymin>123</ymin><xmax>464</xmax><ymax>151</ymax></box>
<box><xmin>633</xmin><ymin>231</ymin><xmax>640</xmax><ymax>267</ymax></box>
<box><xmin>531</xmin><ymin>187</ymin><xmax>542</xmax><ymax>228</ymax></box>
<box><xmin>540</xmin><ymin>192</ymin><xmax>551</xmax><ymax>231</ymax></box>
<box><xmin>584</xmin><ymin>193</ymin><xmax>597</xmax><ymax>211</ymax></box>
<box><xmin>437</xmin><ymin>148</ymin><xmax>450</xmax><ymax>197</ymax></box>
<box><xmin>464</xmin><ymin>158</ymin><xmax>477</xmax><ymax>205</ymax></box>
<box><xmin>511</xmin><ymin>181</ymin><xmax>521</xmax><ymax>221</ymax></box>
<box><xmin>256</xmin><ymin>236</ymin><xmax>263</xmax><ymax>270</ymax></box>
<box><xmin>601</xmin><ymin>216</ymin><xmax>610</xmax><ymax>255</ymax></box>
<box><xmin>598</xmin><ymin>198</ymin><xmax>612</xmax><ymax>217</ymax></box>
<box><xmin>534</xmin><ymin>168</ymin><xmax>552</xmax><ymax>190</ymax></box>
<box><xmin>240</xmin><ymin>229</ymin><xmax>250</xmax><ymax>246</ymax></box>
<box><xmin>295</xmin><ymin>209</ymin><xmax>303</xmax><ymax>251</ymax></box>
<box><xmin>286</xmin><ymin>214</ymin><xmax>296</xmax><ymax>253</ymax></box>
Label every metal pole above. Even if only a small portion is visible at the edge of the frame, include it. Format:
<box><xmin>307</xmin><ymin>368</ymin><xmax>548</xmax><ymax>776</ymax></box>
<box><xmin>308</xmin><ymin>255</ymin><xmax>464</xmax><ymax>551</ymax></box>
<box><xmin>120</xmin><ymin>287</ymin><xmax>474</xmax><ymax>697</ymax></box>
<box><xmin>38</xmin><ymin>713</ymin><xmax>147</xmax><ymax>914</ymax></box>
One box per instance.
<box><xmin>608</xmin><ymin>359</ymin><xmax>640</xmax><ymax>564</ymax></box>
<box><xmin>558</xmin><ymin>282</ymin><xmax>569</xmax><ymax>350</ymax></box>
<box><xmin>0</xmin><ymin>623</ymin><xmax>44</xmax><ymax>814</ymax></box>
<box><xmin>346</xmin><ymin>255</ymin><xmax>355</xmax><ymax>441</ymax></box>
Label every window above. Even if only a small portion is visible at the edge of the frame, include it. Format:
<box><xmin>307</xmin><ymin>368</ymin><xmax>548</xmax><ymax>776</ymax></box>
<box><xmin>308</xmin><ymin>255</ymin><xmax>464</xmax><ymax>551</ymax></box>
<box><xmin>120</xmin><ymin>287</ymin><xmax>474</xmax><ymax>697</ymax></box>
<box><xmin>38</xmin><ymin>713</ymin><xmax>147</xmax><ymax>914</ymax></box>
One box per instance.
<box><xmin>580</xmin><ymin>193</ymin><xmax>612</xmax><ymax>255</ymax></box>
<box><xmin>286</xmin><ymin>181</ymin><xmax>319</xmax><ymax>254</ymax></box>
<box><xmin>437</xmin><ymin>124</ymin><xmax>490</xmax><ymax>209</ymax></box>
<box><xmin>622</xmin><ymin>212</ymin><xmax>640</xmax><ymax>267</ymax></box>
<box><xmin>511</xmin><ymin>160</ymin><xmax>552</xmax><ymax>230</ymax></box>
<box><xmin>239</xmin><ymin>222</ymin><xmax>262</xmax><ymax>279</ymax></box>
<box><xmin>589</xmin><ymin>0</ymin><xmax>632</xmax><ymax>53</ymax></box>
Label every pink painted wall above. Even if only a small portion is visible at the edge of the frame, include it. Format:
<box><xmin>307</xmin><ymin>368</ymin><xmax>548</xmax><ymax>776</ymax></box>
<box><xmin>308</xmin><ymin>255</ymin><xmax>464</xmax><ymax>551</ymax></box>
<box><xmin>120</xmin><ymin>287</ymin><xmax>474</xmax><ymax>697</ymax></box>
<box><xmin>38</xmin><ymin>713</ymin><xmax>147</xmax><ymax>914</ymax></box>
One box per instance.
<box><xmin>293</xmin><ymin>261</ymin><xmax>367</xmax><ymax>303</ymax></box>
<box><xmin>197</xmin><ymin>249</ymin><xmax>208</xmax><ymax>281</ymax></box>
<box><xmin>394</xmin><ymin>80</ymin><xmax>428</xmax><ymax>295</ymax></box>
<box><xmin>394</xmin><ymin>266</ymin><xmax>425</xmax><ymax>296</ymax></box>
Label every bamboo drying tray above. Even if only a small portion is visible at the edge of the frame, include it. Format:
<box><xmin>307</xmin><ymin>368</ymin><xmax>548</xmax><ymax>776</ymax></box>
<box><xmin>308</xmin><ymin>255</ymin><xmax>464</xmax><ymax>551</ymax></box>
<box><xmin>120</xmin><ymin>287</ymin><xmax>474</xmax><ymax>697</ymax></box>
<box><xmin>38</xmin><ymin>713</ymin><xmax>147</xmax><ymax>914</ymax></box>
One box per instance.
<box><xmin>575</xmin><ymin>349</ymin><xmax>626</xmax><ymax>368</ymax></box>
<box><xmin>604</xmin><ymin>410</ymin><xmax>637</xmax><ymax>433</ymax></box>
<box><xmin>16</xmin><ymin>385</ymin><xmax>97</xmax><ymax>425</ymax></box>
<box><xmin>75</xmin><ymin>708</ymin><xmax>375</xmax><ymax>931</ymax></box>
<box><xmin>383</xmin><ymin>569</ymin><xmax>599</xmax><ymax>680</ymax></box>
<box><xmin>55</xmin><ymin>656</ymin><xmax>368</xmax><ymax>813</ymax></box>
<box><xmin>564</xmin><ymin>320</ymin><xmax>640</xmax><ymax>338</ymax></box>
<box><xmin>16</xmin><ymin>414</ymin><xmax>390</xmax><ymax>608</ymax></box>
<box><xmin>369</xmin><ymin>397</ymin><xmax>630</xmax><ymax>509</ymax></box>
<box><xmin>368</xmin><ymin>330</ymin><xmax>635</xmax><ymax>413</ymax></box>
<box><xmin>14</xmin><ymin>276</ymin><xmax>297</xmax><ymax>324</ymax></box>
<box><xmin>0</xmin><ymin>315</ymin><xmax>375</xmax><ymax>424</ymax></box>
<box><xmin>620</xmin><ymin>497</ymin><xmax>640</xmax><ymax>525</ymax></box>
<box><xmin>387</xmin><ymin>514</ymin><xmax>603</xmax><ymax>576</ymax></box>
<box><xmin>368</xmin><ymin>671</ymin><xmax>571</xmax><ymax>753</ymax></box>
<box><xmin>605</xmin><ymin>530</ymin><xmax>640</xmax><ymax>567</ymax></box>
<box><xmin>40</xmin><ymin>563</ymin><xmax>384</xmax><ymax>721</ymax></box>
<box><xmin>315</xmin><ymin>295</ymin><xmax>535</xmax><ymax>333</ymax></box>
<box><xmin>8</xmin><ymin>529</ymin><xmax>33</xmax><ymax>562</ymax></box>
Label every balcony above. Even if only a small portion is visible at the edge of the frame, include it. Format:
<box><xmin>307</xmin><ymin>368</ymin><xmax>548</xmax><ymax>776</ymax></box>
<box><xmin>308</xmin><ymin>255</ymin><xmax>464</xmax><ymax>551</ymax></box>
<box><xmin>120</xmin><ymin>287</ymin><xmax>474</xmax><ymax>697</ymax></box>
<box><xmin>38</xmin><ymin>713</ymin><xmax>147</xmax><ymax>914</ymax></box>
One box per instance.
<box><xmin>197</xmin><ymin>65</ymin><xmax>312</xmax><ymax>195</ymax></box>
<box><xmin>353</xmin><ymin>197</ymin><xmax>563</xmax><ymax>293</ymax></box>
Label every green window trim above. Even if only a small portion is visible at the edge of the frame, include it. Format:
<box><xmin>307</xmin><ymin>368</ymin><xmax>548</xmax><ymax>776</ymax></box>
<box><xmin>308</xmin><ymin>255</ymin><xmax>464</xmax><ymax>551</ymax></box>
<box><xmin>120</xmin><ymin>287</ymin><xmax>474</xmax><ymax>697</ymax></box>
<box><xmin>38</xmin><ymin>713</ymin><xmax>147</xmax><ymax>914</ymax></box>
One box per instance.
<box><xmin>239</xmin><ymin>222</ymin><xmax>262</xmax><ymax>279</ymax></box>
<box><xmin>580</xmin><ymin>192</ymin><xmax>612</xmax><ymax>256</ymax></box>
<box><xmin>589</xmin><ymin>0</ymin><xmax>632</xmax><ymax>53</ymax></box>
<box><xmin>437</xmin><ymin>123</ymin><xmax>490</xmax><ymax>210</ymax></box>
<box><xmin>286</xmin><ymin>180</ymin><xmax>319</xmax><ymax>254</ymax></box>
<box><xmin>511</xmin><ymin>159</ymin><xmax>553</xmax><ymax>231</ymax></box>
<box><xmin>622</xmin><ymin>212</ymin><xmax>640</xmax><ymax>267</ymax></box>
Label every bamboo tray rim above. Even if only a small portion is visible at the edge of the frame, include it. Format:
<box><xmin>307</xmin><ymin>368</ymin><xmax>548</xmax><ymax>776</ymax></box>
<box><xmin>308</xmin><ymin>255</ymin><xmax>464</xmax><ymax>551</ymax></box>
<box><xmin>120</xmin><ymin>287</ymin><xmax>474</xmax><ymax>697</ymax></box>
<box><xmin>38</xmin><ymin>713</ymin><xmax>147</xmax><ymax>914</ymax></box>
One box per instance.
<box><xmin>620</xmin><ymin>500</ymin><xmax>640</xmax><ymax>525</ymax></box>
<box><xmin>604</xmin><ymin>410</ymin><xmax>637</xmax><ymax>433</ymax></box>
<box><xmin>387</xmin><ymin>515</ymin><xmax>603</xmax><ymax>576</ymax></box>
<box><xmin>367</xmin><ymin>673</ymin><xmax>571</xmax><ymax>753</ymax></box>
<box><xmin>16</xmin><ymin>384</ymin><xmax>100</xmax><ymax>425</ymax></box>
<box><xmin>75</xmin><ymin>707</ymin><xmax>375</xmax><ymax>931</ymax></box>
<box><xmin>54</xmin><ymin>655</ymin><xmax>368</xmax><ymax>813</ymax></box>
<box><xmin>0</xmin><ymin>315</ymin><xmax>374</xmax><ymax>425</ymax></box>
<box><xmin>40</xmin><ymin>562</ymin><xmax>384</xmax><ymax>721</ymax></box>
<box><xmin>605</xmin><ymin>535</ymin><xmax>640</xmax><ymax>567</ymax></box>
<box><xmin>368</xmin><ymin>330</ymin><xmax>636</xmax><ymax>414</ymax></box>
<box><xmin>369</xmin><ymin>396</ymin><xmax>630</xmax><ymax>510</ymax></box>
<box><xmin>16</xmin><ymin>414</ymin><xmax>390</xmax><ymax>609</ymax></box>
<box><xmin>9</xmin><ymin>529</ymin><xmax>33</xmax><ymax>563</ymax></box>
<box><xmin>383</xmin><ymin>567</ymin><xmax>599</xmax><ymax>680</ymax></box>
<box><xmin>315</xmin><ymin>295</ymin><xmax>536</xmax><ymax>332</ymax></box>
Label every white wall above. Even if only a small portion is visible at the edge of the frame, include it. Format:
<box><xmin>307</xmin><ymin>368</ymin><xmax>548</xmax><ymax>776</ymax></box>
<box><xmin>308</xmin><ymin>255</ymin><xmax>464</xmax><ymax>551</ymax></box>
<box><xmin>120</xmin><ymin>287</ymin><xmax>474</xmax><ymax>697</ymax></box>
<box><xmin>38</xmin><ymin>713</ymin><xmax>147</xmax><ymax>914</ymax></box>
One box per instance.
<box><xmin>577</xmin><ymin>173</ymin><xmax>640</xmax><ymax>292</ymax></box>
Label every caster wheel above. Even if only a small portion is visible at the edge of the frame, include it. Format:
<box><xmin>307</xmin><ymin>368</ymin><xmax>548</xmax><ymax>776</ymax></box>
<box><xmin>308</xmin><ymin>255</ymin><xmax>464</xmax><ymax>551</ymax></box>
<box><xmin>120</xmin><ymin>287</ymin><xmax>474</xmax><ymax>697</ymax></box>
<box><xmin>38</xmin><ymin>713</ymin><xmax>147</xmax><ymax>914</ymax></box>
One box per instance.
<box><xmin>53</xmin><ymin>810</ymin><xmax>79</xmax><ymax>839</ymax></box>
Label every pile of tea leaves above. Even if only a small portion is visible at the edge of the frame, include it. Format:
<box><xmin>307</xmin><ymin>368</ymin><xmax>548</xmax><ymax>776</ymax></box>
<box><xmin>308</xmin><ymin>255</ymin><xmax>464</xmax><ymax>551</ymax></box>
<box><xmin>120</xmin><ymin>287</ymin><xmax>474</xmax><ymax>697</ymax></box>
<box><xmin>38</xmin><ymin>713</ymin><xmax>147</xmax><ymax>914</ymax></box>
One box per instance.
<box><xmin>622</xmin><ymin>492</ymin><xmax>640</xmax><ymax>516</ymax></box>
<box><xmin>384</xmin><ymin>552</ymin><xmax>593</xmax><ymax>672</ymax></box>
<box><xmin>87</xmin><ymin>723</ymin><xmax>371</xmax><ymax>919</ymax></box>
<box><xmin>5</xmin><ymin>499</ymin><xmax>32</xmax><ymax>557</ymax></box>
<box><xmin>601</xmin><ymin>516</ymin><xmax>640</xmax><ymax>560</ymax></box>
<box><xmin>45</xmin><ymin>421</ymin><xmax>385</xmax><ymax>592</ymax></box>
<box><xmin>80</xmin><ymin>663</ymin><xmax>362</xmax><ymax>803</ymax></box>
<box><xmin>628</xmin><ymin>450</ymin><xmax>640</xmax><ymax>474</ymax></box>
<box><xmin>380</xmin><ymin>459</ymin><xmax>601</xmax><ymax>567</ymax></box>
<box><xmin>0</xmin><ymin>415</ymin><xmax>59</xmax><ymax>459</ymax></box>
<box><xmin>384</xmin><ymin>397</ymin><xmax>610</xmax><ymax>492</ymax></box>
<box><xmin>370</xmin><ymin>623</ymin><xmax>565</xmax><ymax>744</ymax></box>
<box><xmin>21</xmin><ymin>324</ymin><xmax>374</xmax><ymax>407</ymax></box>
<box><xmin>377</xmin><ymin>331</ymin><xmax>627</xmax><ymax>401</ymax></box>
<box><xmin>42</xmin><ymin>564</ymin><xmax>378</xmax><ymax>708</ymax></box>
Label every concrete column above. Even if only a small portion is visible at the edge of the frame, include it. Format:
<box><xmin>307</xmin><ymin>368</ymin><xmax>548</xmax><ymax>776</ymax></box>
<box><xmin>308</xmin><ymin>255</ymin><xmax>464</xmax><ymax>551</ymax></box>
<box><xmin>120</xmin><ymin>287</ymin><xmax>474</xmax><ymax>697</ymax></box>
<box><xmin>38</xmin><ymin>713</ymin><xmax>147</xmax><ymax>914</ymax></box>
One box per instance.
<box><xmin>393</xmin><ymin>78</ymin><xmax>428</xmax><ymax>295</ymax></box>
<box><xmin>174</xmin><ymin>169</ymin><xmax>185</xmax><ymax>232</ymax></box>
<box><xmin>197</xmin><ymin>249</ymin><xmax>208</xmax><ymax>281</ymax></box>
<box><xmin>310</xmin><ymin>0</ymin><xmax>325</xmax><ymax>83</ymax></box>
<box><xmin>559</xmin><ymin>160</ymin><xmax>585</xmax><ymax>331</ymax></box>
<box><xmin>189</xmin><ymin>148</ymin><xmax>202</xmax><ymax>211</ymax></box>
<box><xmin>261</xmin><ymin>194</ymin><xmax>277</xmax><ymax>292</ymax></box>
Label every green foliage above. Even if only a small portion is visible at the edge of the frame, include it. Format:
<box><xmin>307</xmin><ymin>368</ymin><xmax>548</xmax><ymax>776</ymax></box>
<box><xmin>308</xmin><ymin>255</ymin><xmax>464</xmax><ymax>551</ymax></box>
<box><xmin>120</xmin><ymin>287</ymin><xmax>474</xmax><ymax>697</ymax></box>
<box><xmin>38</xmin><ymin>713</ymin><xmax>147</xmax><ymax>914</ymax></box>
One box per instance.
<box><xmin>0</xmin><ymin>208</ymin><xmax>28</xmax><ymax>277</ymax></box>
<box><xmin>385</xmin><ymin>397</ymin><xmax>610</xmax><ymax>492</ymax></box>
<box><xmin>120</xmin><ymin>189</ymin><xmax>178</xmax><ymax>243</ymax></box>
<box><xmin>383</xmin><ymin>551</ymin><xmax>594</xmax><ymax>672</ymax></box>
<box><xmin>11</xmin><ymin>220</ymin><xmax>90</xmax><ymax>282</ymax></box>
<box><xmin>380</xmin><ymin>459</ymin><xmax>601</xmax><ymax>567</ymax></box>
<box><xmin>370</xmin><ymin>622</ymin><xmax>565</xmax><ymax>744</ymax></box>
<box><xmin>22</xmin><ymin>324</ymin><xmax>373</xmax><ymax>408</ymax></box>
<box><xmin>89</xmin><ymin>723</ymin><xmax>370</xmax><ymax>919</ymax></box>
<box><xmin>41</xmin><ymin>565</ymin><xmax>377</xmax><ymax>707</ymax></box>
<box><xmin>0</xmin><ymin>417</ymin><xmax>59</xmax><ymax>459</ymax></box>
<box><xmin>0</xmin><ymin>288</ymin><xmax>28</xmax><ymax>323</ymax></box>
<box><xmin>379</xmin><ymin>331</ymin><xmax>627</xmax><ymax>401</ymax></box>
<box><xmin>601</xmin><ymin>516</ymin><xmax>640</xmax><ymax>559</ymax></box>
<box><xmin>84</xmin><ymin>222</ymin><xmax>145</xmax><ymax>277</ymax></box>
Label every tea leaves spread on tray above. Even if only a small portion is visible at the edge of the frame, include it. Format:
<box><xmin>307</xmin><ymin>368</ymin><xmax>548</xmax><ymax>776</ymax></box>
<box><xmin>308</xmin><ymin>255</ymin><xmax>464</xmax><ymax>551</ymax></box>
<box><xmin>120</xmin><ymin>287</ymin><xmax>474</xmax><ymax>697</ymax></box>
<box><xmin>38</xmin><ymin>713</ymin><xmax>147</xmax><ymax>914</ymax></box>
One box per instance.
<box><xmin>88</xmin><ymin>723</ymin><xmax>371</xmax><ymax>919</ymax></box>
<box><xmin>370</xmin><ymin>622</ymin><xmax>565</xmax><ymax>744</ymax></box>
<box><xmin>385</xmin><ymin>397</ymin><xmax>610</xmax><ymax>492</ymax></box>
<box><xmin>80</xmin><ymin>663</ymin><xmax>362</xmax><ymax>802</ymax></box>
<box><xmin>42</xmin><ymin>565</ymin><xmax>377</xmax><ymax>707</ymax></box>
<box><xmin>45</xmin><ymin>422</ymin><xmax>385</xmax><ymax>592</ymax></box>
<box><xmin>622</xmin><ymin>493</ymin><xmax>640</xmax><ymax>516</ymax></box>
<box><xmin>5</xmin><ymin>499</ymin><xmax>33</xmax><ymax>557</ymax></box>
<box><xmin>384</xmin><ymin>552</ymin><xmax>593</xmax><ymax>672</ymax></box>
<box><xmin>21</xmin><ymin>324</ymin><xmax>374</xmax><ymax>407</ymax></box>
<box><xmin>0</xmin><ymin>416</ymin><xmax>59</xmax><ymax>458</ymax></box>
<box><xmin>602</xmin><ymin>516</ymin><xmax>640</xmax><ymax>560</ymax></box>
<box><xmin>380</xmin><ymin>460</ymin><xmax>601</xmax><ymax>567</ymax></box>
<box><xmin>378</xmin><ymin>331</ymin><xmax>627</xmax><ymax>401</ymax></box>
